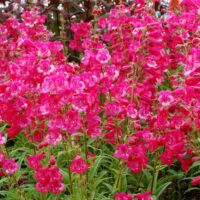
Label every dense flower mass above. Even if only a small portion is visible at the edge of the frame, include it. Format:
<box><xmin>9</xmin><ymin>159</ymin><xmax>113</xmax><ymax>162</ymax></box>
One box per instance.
<box><xmin>0</xmin><ymin>0</ymin><xmax>200</xmax><ymax>198</ymax></box>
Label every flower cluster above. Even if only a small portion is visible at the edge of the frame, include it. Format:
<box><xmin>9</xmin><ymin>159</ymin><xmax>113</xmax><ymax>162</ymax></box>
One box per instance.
<box><xmin>27</xmin><ymin>153</ymin><xmax>64</xmax><ymax>194</ymax></box>
<box><xmin>35</xmin><ymin>166</ymin><xmax>64</xmax><ymax>194</ymax></box>
<box><xmin>0</xmin><ymin>153</ymin><xmax>19</xmax><ymax>175</ymax></box>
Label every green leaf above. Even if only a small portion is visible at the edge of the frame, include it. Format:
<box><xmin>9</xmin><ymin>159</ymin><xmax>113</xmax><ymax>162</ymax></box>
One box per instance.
<box><xmin>156</xmin><ymin>181</ymin><xmax>172</xmax><ymax>198</ymax></box>
<box><xmin>184</xmin><ymin>187</ymin><xmax>200</xmax><ymax>194</ymax></box>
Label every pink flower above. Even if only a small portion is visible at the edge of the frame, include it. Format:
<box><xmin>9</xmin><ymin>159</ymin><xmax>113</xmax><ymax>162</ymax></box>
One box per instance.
<box><xmin>158</xmin><ymin>91</ymin><xmax>174</xmax><ymax>107</ymax></box>
<box><xmin>6</xmin><ymin>125</ymin><xmax>21</xmax><ymax>138</ymax></box>
<box><xmin>2</xmin><ymin>158</ymin><xmax>19</xmax><ymax>175</ymax></box>
<box><xmin>134</xmin><ymin>190</ymin><xmax>153</xmax><ymax>200</ymax></box>
<box><xmin>138</xmin><ymin>107</ymin><xmax>151</xmax><ymax>120</ymax></box>
<box><xmin>160</xmin><ymin>150</ymin><xmax>174</xmax><ymax>166</ymax></box>
<box><xmin>98</xmin><ymin>17</ymin><xmax>108</xmax><ymax>29</ymax></box>
<box><xmin>87</xmin><ymin>114</ymin><xmax>102</xmax><ymax>139</ymax></box>
<box><xmin>115</xmin><ymin>192</ymin><xmax>132</xmax><ymax>200</ymax></box>
<box><xmin>41</xmin><ymin>74</ymin><xmax>68</xmax><ymax>94</ymax></box>
<box><xmin>126</xmin><ymin>104</ymin><xmax>138</xmax><ymax>119</ymax></box>
<box><xmin>192</xmin><ymin>176</ymin><xmax>200</xmax><ymax>186</ymax></box>
<box><xmin>114</xmin><ymin>144</ymin><xmax>132</xmax><ymax>161</ymax></box>
<box><xmin>127</xmin><ymin>145</ymin><xmax>148</xmax><ymax>174</ymax></box>
<box><xmin>105</xmin><ymin>102</ymin><xmax>122</xmax><ymax>116</ymax></box>
<box><xmin>65</xmin><ymin>110</ymin><xmax>82</xmax><ymax>134</ymax></box>
<box><xmin>45</xmin><ymin>130</ymin><xmax>62</xmax><ymax>146</ymax></box>
<box><xmin>49</xmin><ymin>155</ymin><xmax>56</xmax><ymax>166</ymax></box>
<box><xmin>27</xmin><ymin>153</ymin><xmax>46</xmax><ymax>170</ymax></box>
<box><xmin>70</xmin><ymin>76</ymin><xmax>85</xmax><ymax>94</ymax></box>
<box><xmin>96</xmin><ymin>49</ymin><xmax>111</xmax><ymax>64</ymax></box>
<box><xmin>87</xmin><ymin>126</ymin><xmax>102</xmax><ymax>139</ymax></box>
<box><xmin>70</xmin><ymin>155</ymin><xmax>89</xmax><ymax>174</ymax></box>
<box><xmin>163</xmin><ymin>131</ymin><xmax>185</xmax><ymax>155</ymax></box>
<box><xmin>127</xmin><ymin>157</ymin><xmax>146</xmax><ymax>174</ymax></box>
<box><xmin>178</xmin><ymin>156</ymin><xmax>193</xmax><ymax>172</ymax></box>
<box><xmin>104</xmin><ymin>65</ymin><xmax>119</xmax><ymax>81</ymax></box>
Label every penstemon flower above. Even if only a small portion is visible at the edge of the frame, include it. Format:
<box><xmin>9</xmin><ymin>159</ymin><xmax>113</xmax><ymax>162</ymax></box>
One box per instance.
<box><xmin>70</xmin><ymin>155</ymin><xmax>89</xmax><ymax>174</ymax></box>
<box><xmin>27</xmin><ymin>153</ymin><xmax>46</xmax><ymax>170</ymax></box>
<box><xmin>134</xmin><ymin>190</ymin><xmax>153</xmax><ymax>200</ymax></box>
<box><xmin>192</xmin><ymin>176</ymin><xmax>200</xmax><ymax>186</ymax></box>
<box><xmin>2</xmin><ymin>158</ymin><xmax>19</xmax><ymax>175</ymax></box>
<box><xmin>115</xmin><ymin>192</ymin><xmax>132</xmax><ymax>200</ymax></box>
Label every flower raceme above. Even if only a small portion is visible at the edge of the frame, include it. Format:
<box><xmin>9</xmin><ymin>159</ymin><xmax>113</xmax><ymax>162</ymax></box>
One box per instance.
<box><xmin>34</xmin><ymin>166</ymin><xmax>65</xmax><ymax>194</ymax></box>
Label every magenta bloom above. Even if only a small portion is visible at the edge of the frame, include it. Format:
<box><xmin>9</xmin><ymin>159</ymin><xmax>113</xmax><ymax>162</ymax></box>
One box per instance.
<box><xmin>105</xmin><ymin>102</ymin><xmax>122</xmax><ymax>116</ymax></box>
<box><xmin>115</xmin><ymin>192</ymin><xmax>132</xmax><ymax>200</ymax></box>
<box><xmin>134</xmin><ymin>190</ymin><xmax>153</xmax><ymax>200</ymax></box>
<box><xmin>158</xmin><ymin>90</ymin><xmax>174</xmax><ymax>107</ymax></box>
<box><xmin>27</xmin><ymin>153</ymin><xmax>46</xmax><ymax>170</ymax></box>
<box><xmin>114</xmin><ymin>144</ymin><xmax>132</xmax><ymax>161</ymax></box>
<box><xmin>96</xmin><ymin>49</ymin><xmax>111</xmax><ymax>64</ymax></box>
<box><xmin>160</xmin><ymin>150</ymin><xmax>174</xmax><ymax>166</ymax></box>
<box><xmin>45</xmin><ymin>130</ymin><xmax>62</xmax><ymax>146</ymax></box>
<box><xmin>2</xmin><ymin>158</ymin><xmax>19</xmax><ymax>175</ymax></box>
<box><xmin>70</xmin><ymin>155</ymin><xmax>89</xmax><ymax>174</ymax></box>
<box><xmin>192</xmin><ymin>176</ymin><xmax>200</xmax><ymax>186</ymax></box>
<box><xmin>126</xmin><ymin>104</ymin><xmax>138</xmax><ymax>119</ymax></box>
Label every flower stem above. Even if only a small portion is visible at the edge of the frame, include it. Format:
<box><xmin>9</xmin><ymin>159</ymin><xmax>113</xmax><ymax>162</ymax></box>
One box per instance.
<box><xmin>68</xmin><ymin>165</ymin><xmax>73</xmax><ymax>196</ymax></box>
<box><xmin>62</xmin><ymin>140</ymin><xmax>74</xmax><ymax>196</ymax></box>
<box><xmin>83</xmin><ymin>130</ymin><xmax>89</xmax><ymax>200</ymax></box>
<box><xmin>114</xmin><ymin>161</ymin><xmax>123</xmax><ymax>193</ymax></box>
<box><xmin>151</xmin><ymin>153</ymin><xmax>159</xmax><ymax>195</ymax></box>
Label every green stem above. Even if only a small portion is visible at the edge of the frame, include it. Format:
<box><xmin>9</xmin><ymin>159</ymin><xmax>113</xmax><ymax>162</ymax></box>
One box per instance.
<box><xmin>136</xmin><ymin>172</ymin><xmax>144</xmax><ymax>190</ymax></box>
<box><xmin>83</xmin><ymin>131</ymin><xmax>89</xmax><ymax>200</ymax></box>
<box><xmin>68</xmin><ymin>166</ymin><xmax>73</xmax><ymax>196</ymax></box>
<box><xmin>13</xmin><ymin>175</ymin><xmax>27</xmax><ymax>200</ymax></box>
<box><xmin>151</xmin><ymin>153</ymin><xmax>159</xmax><ymax>195</ymax></box>
<box><xmin>62</xmin><ymin>140</ymin><xmax>73</xmax><ymax>196</ymax></box>
<box><xmin>40</xmin><ymin>192</ymin><xmax>48</xmax><ymax>200</ymax></box>
<box><xmin>114</xmin><ymin>161</ymin><xmax>123</xmax><ymax>193</ymax></box>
